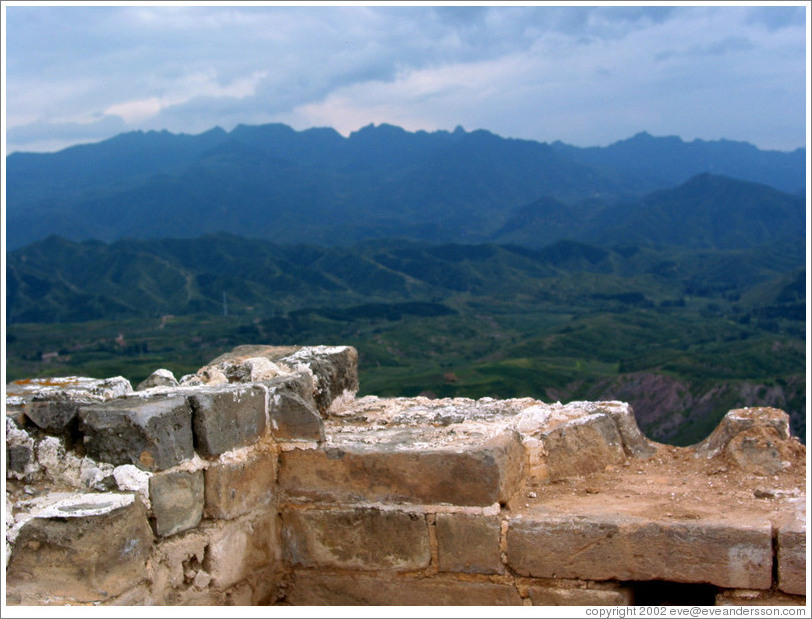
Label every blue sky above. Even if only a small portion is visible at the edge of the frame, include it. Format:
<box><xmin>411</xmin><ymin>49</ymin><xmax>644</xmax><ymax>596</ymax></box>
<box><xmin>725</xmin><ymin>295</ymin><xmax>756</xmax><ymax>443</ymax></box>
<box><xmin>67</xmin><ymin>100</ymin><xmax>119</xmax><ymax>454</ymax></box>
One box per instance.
<box><xmin>2</xmin><ymin>2</ymin><xmax>808</xmax><ymax>154</ymax></box>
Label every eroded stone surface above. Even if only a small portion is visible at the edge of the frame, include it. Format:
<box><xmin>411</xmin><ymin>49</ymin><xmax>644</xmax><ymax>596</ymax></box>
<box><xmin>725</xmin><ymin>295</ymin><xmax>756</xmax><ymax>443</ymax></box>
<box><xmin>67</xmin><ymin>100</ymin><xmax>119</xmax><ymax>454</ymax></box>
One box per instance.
<box><xmin>285</xmin><ymin>570</ymin><xmax>523</xmax><ymax>605</ymax></box>
<box><xmin>507</xmin><ymin>506</ymin><xmax>773</xmax><ymax>590</ymax></box>
<box><xmin>436</xmin><ymin>513</ymin><xmax>503</xmax><ymax>574</ymax></box>
<box><xmin>205</xmin><ymin>442</ymin><xmax>278</xmax><ymax>519</ymax></box>
<box><xmin>280</xmin><ymin>428</ymin><xmax>524</xmax><ymax>506</ymax></box>
<box><xmin>282</xmin><ymin>507</ymin><xmax>430</xmax><ymax>571</ymax></box>
<box><xmin>5</xmin><ymin>493</ymin><xmax>153</xmax><ymax>604</ymax></box>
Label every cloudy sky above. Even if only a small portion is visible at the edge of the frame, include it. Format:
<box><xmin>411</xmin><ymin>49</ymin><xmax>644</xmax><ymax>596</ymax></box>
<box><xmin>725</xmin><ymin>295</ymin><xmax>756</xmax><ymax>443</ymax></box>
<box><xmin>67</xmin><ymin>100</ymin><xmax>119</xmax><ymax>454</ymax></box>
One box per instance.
<box><xmin>2</xmin><ymin>2</ymin><xmax>808</xmax><ymax>154</ymax></box>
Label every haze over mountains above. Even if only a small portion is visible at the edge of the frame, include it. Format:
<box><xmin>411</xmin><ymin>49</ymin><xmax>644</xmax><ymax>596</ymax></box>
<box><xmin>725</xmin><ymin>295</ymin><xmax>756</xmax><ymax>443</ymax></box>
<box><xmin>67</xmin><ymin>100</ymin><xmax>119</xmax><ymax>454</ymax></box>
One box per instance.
<box><xmin>5</xmin><ymin>123</ymin><xmax>807</xmax><ymax>445</ymax></box>
<box><xmin>5</xmin><ymin>123</ymin><xmax>806</xmax><ymax>251</ymax></box>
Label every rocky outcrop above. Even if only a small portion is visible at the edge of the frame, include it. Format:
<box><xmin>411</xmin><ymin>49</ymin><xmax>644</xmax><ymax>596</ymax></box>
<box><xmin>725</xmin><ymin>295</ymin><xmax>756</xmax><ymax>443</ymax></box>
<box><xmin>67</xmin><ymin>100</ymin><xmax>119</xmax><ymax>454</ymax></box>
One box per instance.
<box><xmin>4</xmin><ymin>344</ymin><xmax>806</xmax><ymax>606</ymax></box>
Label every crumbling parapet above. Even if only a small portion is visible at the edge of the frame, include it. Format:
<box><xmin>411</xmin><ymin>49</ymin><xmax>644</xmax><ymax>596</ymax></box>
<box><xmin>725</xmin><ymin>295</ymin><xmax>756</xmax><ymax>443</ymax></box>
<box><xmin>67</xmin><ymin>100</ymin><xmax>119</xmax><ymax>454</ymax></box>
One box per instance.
<box><xmin>4</xmin><ymin>344</ymin><xmax>807</xmax><ymax>606</ymax></box>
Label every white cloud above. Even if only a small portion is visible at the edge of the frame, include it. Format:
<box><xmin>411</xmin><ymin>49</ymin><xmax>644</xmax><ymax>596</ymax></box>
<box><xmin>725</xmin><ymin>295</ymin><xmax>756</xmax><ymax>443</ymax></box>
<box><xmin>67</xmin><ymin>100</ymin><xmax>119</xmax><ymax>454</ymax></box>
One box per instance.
<box><xmin>3</xmin><ymin>4</ymin><xmax>807</xmax><ymax>153</ymax></box>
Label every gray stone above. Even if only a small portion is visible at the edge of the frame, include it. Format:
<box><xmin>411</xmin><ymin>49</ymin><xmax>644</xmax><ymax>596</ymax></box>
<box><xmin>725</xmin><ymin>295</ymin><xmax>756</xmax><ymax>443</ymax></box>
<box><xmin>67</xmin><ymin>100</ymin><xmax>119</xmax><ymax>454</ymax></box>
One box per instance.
<box><xmin>14</xmin><ymin>376</ymin><xmax>133</xmax><ymax>435</ymax></box>
<box><xmin>149</xmin><ymin>470</ymin><xmax>204</xmax><ymax>537</ymax></box>
<box><xmin>7</xmin><ymin>443</ymin><xmax>33</xmax><ymax>474</ymax></box>
<box><xmin>79</xmin><ymin>395</ymin><xmax>194</xmax><ymax>471</ymax></box>
<box><xmin>24</xmin><ymin>396</ymin><xmax>81</xmax><ymax>434</ymax></box>
<box><xmin>279</xmin><ymin>345</ymin><xmax>359</xmax><ymax>413</ymax></box>
<box><xmin>203</xmin><ymin>345</ymin><xmax>359</xmax><ymax>413</ymax></box>
<box><xmin>205</xmin><ymin>444</ymin><xmax>277</xmax><ymax>519</ymax></box>
<box><xmin>267</xmin><ymin>390</ymin><xmax>323</xmax><ymax>441</ymax></box>
<box><xmin>189</xmin><ymin>384</ymin><xmax>267</xmax><ymax>456</ymax></box>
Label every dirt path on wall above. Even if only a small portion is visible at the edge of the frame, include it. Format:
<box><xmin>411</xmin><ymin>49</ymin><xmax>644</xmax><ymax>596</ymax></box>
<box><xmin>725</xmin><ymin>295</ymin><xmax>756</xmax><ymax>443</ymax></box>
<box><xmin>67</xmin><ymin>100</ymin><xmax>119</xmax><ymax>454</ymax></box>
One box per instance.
<box><xmin>514</xmin><ymin>439</ymin><xmax>806</xmax><ymax>523</ymax></box>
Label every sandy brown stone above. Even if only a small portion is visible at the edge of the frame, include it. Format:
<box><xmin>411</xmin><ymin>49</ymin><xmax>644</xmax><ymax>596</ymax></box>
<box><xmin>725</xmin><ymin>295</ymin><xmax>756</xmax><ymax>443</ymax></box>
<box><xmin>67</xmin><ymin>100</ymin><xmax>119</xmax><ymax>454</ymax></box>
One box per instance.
<box><xmin>205</xmin><ymin>511</ymin><xmax>282</xmax><ymax>590</ymax></box>
<box><xmin>524</xmin><ymin>581</ymin><xmax>633</xmax><ymax>606</ymax></box>
<box><xmin>776</xmin><ymin>502</ymin><xmax>806</xmax><ymax>596</ymax></box>
<box><xmin>285</xmin><ymin>570</ymin><xmax>523</xmax><ymax>605</ymax></box>
<box><xmin>6</xmin><ymin>493</ymin><xmax>153</xmax><ymax>604</ymax></box>
<box><xmin>205</xmin><ymin>442</ymin><xmax>277</xmax><ymax>519</ymax></box>
<box><xmin>282</xmin><ymin>507</ymin><xmax>430</xmax><ymax>571</ymax></box>
<box><xmin>279</xmin><ymin>429</ymin><xmax>524</xmax><ymax>506</ymax></box>
<box><xmin>507</xmin><ymin>508</ymin><xmax>773</xmax><ymax>590</ymax></box>
<box><xmin>436</xmin><ymin>513</ymin><xmax>503</xmax><ymax>574</ymax></box>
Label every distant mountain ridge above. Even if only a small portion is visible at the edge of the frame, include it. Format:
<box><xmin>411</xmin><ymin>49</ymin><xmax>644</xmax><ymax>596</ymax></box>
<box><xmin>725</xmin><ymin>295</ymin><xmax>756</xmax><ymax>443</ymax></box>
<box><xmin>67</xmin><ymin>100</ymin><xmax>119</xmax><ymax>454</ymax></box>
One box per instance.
<box><xmin>5</xmin><ymin>123</ymin><xmax>807</xmax><ymax>250</ymax></box>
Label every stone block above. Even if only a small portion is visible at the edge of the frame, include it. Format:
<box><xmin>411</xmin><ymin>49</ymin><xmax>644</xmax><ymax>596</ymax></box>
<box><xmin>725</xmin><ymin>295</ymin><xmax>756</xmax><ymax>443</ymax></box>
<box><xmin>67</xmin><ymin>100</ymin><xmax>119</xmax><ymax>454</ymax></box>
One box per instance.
<box><xmin>205</xmin><ymin>443</ymin><xmax>277</xmax><ymax>519</ymax></box>
<box><xmin>79</xmin><ymin>395</ymin><xmax>194</xmax><ymax>471</ymax></box>
<box><xmin>282</xmin><ymin>507</ymin><xmax>430</xmax><ymax>571</ymax></box>
<box><xmin>267</xmin><ymin>390</ymin><xmax>324</xmax><ymax>441</ymax></box>
<box><xmin>286</xmin><ymin>570</ymin><xmax>523</xmax><ymax>605</ymax></box>
<box><xmin>279</xmin><ymin>429</ymin><xmax>524</xmax><ymax>506</ymax></box>
<box><xmin>149</xmin><ymin>470</ymin><xmax>204</xmax><ymax>537</ymax></box>
<box><xmin>776</xmin><ymin>505</ymin><xmax>806</xmax><ymax>595</ymax></box>
<box><xmin>540</xmin><ymin>411</ymin><xmax>627</xmax><ymax>480</ymax></box>
<box><xmin>206</xmin><ymin>511</ymin><xmax>282</xmax><ymax>590</ymax></box>
<box><xmin>507</xmin><ymin>509</ymin><xmax>773</xmax><ymax>590</ymax></box>
<box><xmin>436</xmin><ymin>513</ymin><xmax>502</xmax><ymax>574</ymax></box>
<box><xmin>715</xmin><ymin>589</ymin><xmax>807</xmax><ymax>606</ymax></box>
<box><xmin>694</xmin><ymin>407</ymin><xmax>790</xmax><ymax>458</ymax></box>
<box><xmin>6</xmin><ymin>493</ymin><xmax>153</xmax><ymax>604</ymax></box>
<box><xmin>280</xmin><ymin>345</ymin><xmax>359</xmax><ymax>413</ymax></box>
<box><xmin>200</xmin><ymin>344</ymin><xmax>358</xmax><ymax>412</ymax></box>
<box><xmin>24</xmin><ymin>397</ymin><xmax>82</xmax><ymax>434</ymax></box>
<box><xmin>189</xmin><ymin>384</ymin><xmax>267</xmax><ymax>456</ymax></box>
<box><xmin>523</xmin><ymin>581</ymin><xmax>633</xmax><ymax>606</ymax></box>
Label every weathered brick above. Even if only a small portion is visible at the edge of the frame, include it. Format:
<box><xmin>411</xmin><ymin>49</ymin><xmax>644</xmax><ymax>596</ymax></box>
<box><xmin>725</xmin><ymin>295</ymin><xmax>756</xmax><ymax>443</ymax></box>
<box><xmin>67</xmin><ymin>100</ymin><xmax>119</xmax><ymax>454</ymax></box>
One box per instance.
<box><xmin>507</xmin><ymin>509</ymin><xmax>772</xmax><ymax>590</ymax></box>
<box><xmin>149</xmin><ymin>470</ymin><xmax>204</xmax><ymax>537</ymax></box>
<box><xmin>282</xmin><ymin>507</ymin><xmax>430</xmax><ymax>571</ymax></box>
<box><xmin>436</xmin><ymin>513</ymin><xmax>502</xmax><ymax>574</ymax></box>
<box><xmin>189</xmin><ymin>384</ymin><xmax>267</xmax><ymax>456</ymax></box>
<box><xmin>524</xmin><ymin>581</ymin><xmax>633</xmax><ymax>605</ymax></box>
<box><xmin>286</xmin><ymin>570</ymin><xmax>523</xmax><ymax>605</ymax></box>
<box><xmin>279</xmin><ymin>429</ymin><xmax>523</xmax><ymax>506</ymax></box>
<box><xmin>206</xmin><ymin>511</ymin><xmax>282</xmax><ymax>589</ymax></box>
<box><xmin>6</xmin><ymin>493</ymin><xmax>153</xmax><ymax>604</ymax></box>
<box><xmin>205</xmin><ymin>443</ymin><xmax>277</xmax><ymax>519</ymax></box>
<box><xmin>79</xmin><ymin>395</ymin><xmax>194</xmax><ymax>471</ymax></box>
<box><xmin>776</xmin><ymin>504</ymin><xmax>806</xmax><ymax>595</ymax></box>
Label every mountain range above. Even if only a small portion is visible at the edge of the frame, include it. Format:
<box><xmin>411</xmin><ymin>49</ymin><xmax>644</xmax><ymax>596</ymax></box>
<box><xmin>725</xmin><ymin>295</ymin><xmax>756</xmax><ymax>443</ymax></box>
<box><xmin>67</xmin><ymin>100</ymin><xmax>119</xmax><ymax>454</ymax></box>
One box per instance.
<box><xmin>5</xmin><ymin>123</ymin><xmax>806</xmax><ymax>251</ymax></box>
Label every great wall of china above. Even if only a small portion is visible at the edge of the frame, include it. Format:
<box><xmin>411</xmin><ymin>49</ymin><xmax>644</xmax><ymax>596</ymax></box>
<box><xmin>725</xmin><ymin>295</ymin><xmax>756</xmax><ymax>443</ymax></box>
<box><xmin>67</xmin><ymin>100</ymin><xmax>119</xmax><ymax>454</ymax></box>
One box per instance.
<box><xmin>3</xmin><ymin>345</ymin><xmax>807</xmax><ymax>606</ymax></box>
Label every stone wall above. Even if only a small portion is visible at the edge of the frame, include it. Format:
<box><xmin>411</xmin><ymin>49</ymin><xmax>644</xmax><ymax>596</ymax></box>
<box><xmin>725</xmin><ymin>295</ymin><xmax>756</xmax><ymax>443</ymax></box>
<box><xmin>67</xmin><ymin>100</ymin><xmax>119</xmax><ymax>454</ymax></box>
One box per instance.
<box><xmin>4</xmin><ymin>345</ymin><xmax>807</xmax><ymax>606</ymax></box>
